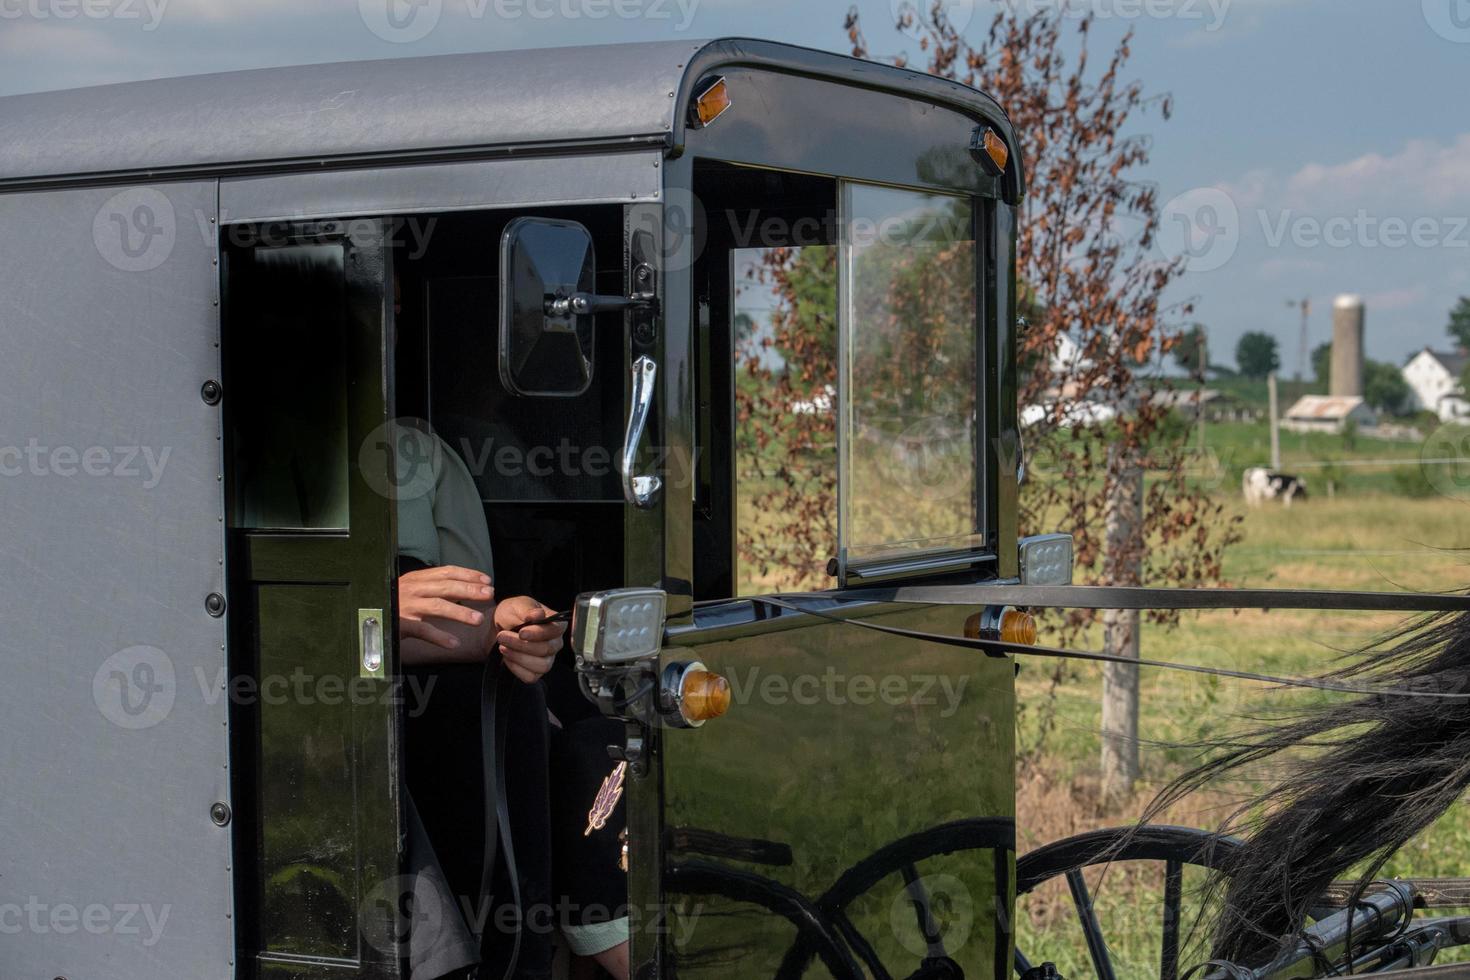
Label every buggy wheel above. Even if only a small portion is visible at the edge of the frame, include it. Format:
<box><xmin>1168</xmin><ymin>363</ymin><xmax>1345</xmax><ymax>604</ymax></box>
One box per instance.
<box><xmin>1014</xmin><ymin>826</ymin><xmax>1241</xmax><ymax>980</ymax></box>
<box><xmin>770</xmin><ymin>817</ymin><xmax>1018</xmax><ymax>980</ymax></box>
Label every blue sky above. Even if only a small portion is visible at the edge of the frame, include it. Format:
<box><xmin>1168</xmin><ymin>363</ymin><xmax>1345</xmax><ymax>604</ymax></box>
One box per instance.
<box><xmin>4</xmin><ymin>0</ymin><xmax>1466</xmax><ymax>371</ymax></box>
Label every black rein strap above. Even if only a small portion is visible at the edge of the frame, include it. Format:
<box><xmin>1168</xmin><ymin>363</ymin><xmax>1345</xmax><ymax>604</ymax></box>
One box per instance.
<box><xmin>754</xmin><ymin>590</ymin><xmax>1470</xmax><ymax>701</ymax></box>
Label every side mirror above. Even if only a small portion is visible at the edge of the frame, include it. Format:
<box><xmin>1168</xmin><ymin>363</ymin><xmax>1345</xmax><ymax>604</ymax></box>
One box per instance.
<box><xmin>499</xmin><ymin>217</ymin><xmax>599</xmax><ymax>397</ymax></box>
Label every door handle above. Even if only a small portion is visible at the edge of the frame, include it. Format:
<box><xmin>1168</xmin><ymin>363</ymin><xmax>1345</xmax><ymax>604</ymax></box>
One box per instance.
<box><xmin>622</xmin><ymin>355</ymin><xmax>663</xmax><ymax>509</ymax></box>
<box><xmin>359</xmin><ymin>608</ymin><xmax>386</xmax><ymax>680</ymax></box>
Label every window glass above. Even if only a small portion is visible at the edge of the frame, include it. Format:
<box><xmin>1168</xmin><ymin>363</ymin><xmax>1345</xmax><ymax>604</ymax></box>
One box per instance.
<box><xmin>229</xmin><ymin>244</ymin><xmax>351</xmax><ymax>530</ymax></box>
<box><xmin>841</xmin><ymin>184</ymin><xmax>980</xmax><ymax>568</ymax></box>
<box><xmin>733</xmin><ymin>245</ymin><xmax>839</xmax><ymax>594</ymax></box>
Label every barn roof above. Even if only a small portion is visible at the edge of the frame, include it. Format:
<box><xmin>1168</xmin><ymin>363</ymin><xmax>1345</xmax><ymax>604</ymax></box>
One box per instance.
<box><xmin>1424</xmin><ymin>349</ymin><xmax>1470</xmax><ymax>377</ymax></box>
<box><xmin>1284</xmin><ymin>395</ymin><xmax>1368</xmax><ymax>420</ymax></box>
<box><xmin>0</xmin><ymin>38</ymin><xmax>1020</xmax><ymax>194</ymax></box>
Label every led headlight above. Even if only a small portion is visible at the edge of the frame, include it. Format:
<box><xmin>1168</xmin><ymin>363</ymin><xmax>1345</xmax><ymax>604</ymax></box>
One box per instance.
<box><xmin>571</xmin><ymin>588</ymin><xmax>668</xmax><ymax>665</ymax></box>
<box><xmin>1019</xmin><ymin>533</ymin><xmax>1074</xmax><ymax>586</ymax></box>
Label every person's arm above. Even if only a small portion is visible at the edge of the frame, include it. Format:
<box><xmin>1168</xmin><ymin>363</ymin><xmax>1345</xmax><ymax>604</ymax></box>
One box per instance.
<box><xmin>397</xmin><ymin>565</ymin><xmax>496</xmax><ymax>667</ymax></box>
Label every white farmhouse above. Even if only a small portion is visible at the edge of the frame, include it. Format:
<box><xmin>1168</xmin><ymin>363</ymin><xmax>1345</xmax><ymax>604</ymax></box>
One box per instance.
<box><xmin>1402</xmin><ymin>348</ymin><xmax>1470</xmax><ymax>422</ymax></box>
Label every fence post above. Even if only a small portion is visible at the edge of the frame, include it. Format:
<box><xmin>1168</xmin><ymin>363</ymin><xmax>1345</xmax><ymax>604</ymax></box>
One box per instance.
<box><xmin>1101</xmin><ymin>446</ymin><xmax>1144</xmax><ymax>810</ymax></box>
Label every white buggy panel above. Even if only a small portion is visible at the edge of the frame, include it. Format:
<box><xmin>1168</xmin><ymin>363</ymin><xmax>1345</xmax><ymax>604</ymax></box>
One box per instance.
<box><xmin>0</xmin><ymin>181</ymin><xmax>234</xmax><ymax>978</ymax></box>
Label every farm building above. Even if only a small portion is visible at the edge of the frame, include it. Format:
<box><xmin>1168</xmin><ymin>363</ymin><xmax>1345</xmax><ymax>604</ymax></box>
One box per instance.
<box><xmin>1402</xmin><ymin>348</ymin><xmax>1470</xmax><ymax>422</ymax></box>
<box><xmin>1280</xmin><ymin>394</ymin><xmax>1378</xmax><ymax>433</ymax></box>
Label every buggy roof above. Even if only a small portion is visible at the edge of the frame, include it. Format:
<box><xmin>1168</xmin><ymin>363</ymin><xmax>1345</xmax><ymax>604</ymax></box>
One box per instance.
<box><xmin>0</xmin><ymin>37</ymin><xmax>1020</xmax><ymax>195</ymax></box>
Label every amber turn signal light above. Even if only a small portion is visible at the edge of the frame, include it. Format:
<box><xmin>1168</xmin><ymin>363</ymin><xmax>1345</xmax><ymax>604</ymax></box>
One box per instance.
<box><xmin>680</xmin><ymin>669</ymin><xmax>732</xmax><ymax>724</ymax></box>
<box><xmin>692</xmin><ymin>77</ymin><xmax>732</xmax><ymax>129</ymax></box>
<box><xmin>971</xmin><ymin>126</ymin><xmax>1009</xmax><ymax>178</ymax></box>
<box><xmin>967</xmin><ymin>606</ymin><xmax>1038</xmax><ymax>648</ymax></box>
<box><xmin>1000</xmin><ymin>609</ymin><xmax>1037</xmax><ymax>647</ymax></box>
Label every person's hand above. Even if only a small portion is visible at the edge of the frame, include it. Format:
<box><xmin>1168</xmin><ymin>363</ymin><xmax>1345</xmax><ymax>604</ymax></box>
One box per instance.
<box><xmin>494</xmin><ymin>596</ymin><xmax>567</xmax><ymax>684</ymax></box>
<box><xmin>397</xmin><ymin>566</ymin><xmax>493</xmax><ymax>652</ymax></box>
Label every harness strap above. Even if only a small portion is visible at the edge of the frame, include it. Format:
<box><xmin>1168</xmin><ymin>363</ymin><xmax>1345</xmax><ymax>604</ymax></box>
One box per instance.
<box><xmin>834</xmin><ymin>584</ymin><xmax>1470</xmax><ymax>613</ymax></box>
<box><xmin>478</xmin><ymin>660</ymin><xmax>522</xmax><ymax>979</ymax></box>
<box><xmin>756</xmin><ymin>596</ymin><xmax>1470</xmax><ymax>701</ymax></box>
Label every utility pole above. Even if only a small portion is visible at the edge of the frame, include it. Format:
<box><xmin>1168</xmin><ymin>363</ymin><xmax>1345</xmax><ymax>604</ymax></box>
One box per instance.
<box><xmin>1268</xmin><ymin>372</ymin><xmax>1282</xmax><ymax>472</ymax></box>
<box><xmin>1287</xmin><ymin>297</ymin><xmax>1311</xmax><ymax>382</ymax></box>
<box><xmin>1101</xmin><ymin>445</ymin><xmax>1144</xmax><ymax>811</ymax></box>
<box><xmin>1197</xmin><ymin>330</ymin><xmax>1208</xmax><ymax>453</ymax></box>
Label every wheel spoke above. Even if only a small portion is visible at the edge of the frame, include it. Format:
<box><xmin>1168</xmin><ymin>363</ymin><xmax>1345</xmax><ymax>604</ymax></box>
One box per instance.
<box><xmin>832</xmin><ymin>910</ymin><xmax>893</xmax><ymax>980</ymax></box>
<box><xmin>901</xmin><ymin>863</ymin><xmax>949</xmax><ymax>959</ymax></box>
<box><xmin>1067</xmin><ymin>868</ymin><xmax>1118</xmax><ymax>980</ymax></box>
<box><xmin>1162</xmin><ymin>859</ymin><xmax>1183</xmax><ymax>980</ymax></box>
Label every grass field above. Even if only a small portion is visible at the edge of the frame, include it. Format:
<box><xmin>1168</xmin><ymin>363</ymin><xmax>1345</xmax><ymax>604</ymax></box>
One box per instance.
<box><xmin>1016</xmin><ymin>482</ymin><xmax>1470</xmax><ymax>976</ymax></box>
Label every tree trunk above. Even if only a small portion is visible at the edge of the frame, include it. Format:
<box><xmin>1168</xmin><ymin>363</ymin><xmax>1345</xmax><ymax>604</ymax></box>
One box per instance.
<box><xmin>1101</xmin><ymin>447</ymin><xmax>1144</xmax><ymax>811</ymax></box>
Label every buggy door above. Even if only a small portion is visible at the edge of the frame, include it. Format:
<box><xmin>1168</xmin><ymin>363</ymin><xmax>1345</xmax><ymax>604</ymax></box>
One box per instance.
<box><xmin>223</xmin><ymin>220</ymin><xmax>405</xmax><ymax>979</ymax></box>
<box><xmin>643</xmin><ymin>176</ymin><xmax>1018</xmax><ymax>978</ymax></box>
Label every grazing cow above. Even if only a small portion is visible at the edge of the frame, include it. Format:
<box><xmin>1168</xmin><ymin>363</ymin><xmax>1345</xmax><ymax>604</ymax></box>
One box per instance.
<box><xmin>1242</xmin><ymin>467</ymin><xmax>1308</xmax><ymax>508</ymax></box>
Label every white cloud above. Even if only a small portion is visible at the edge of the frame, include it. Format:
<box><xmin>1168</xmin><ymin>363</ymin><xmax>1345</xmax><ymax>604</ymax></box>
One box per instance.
<box><xmin>1285</xmin><ymin>135</ymin><xmax>1470</xmax><ymax>209</ymax></box>
<box><xmin>1220</xmin><ymin>133</ymin><xmax>1470</xmax><ymax>216</ymax></box>
<box><xmin>1363</xmin><ymin>285</ymin><xmax>1428</xmax><ymax>312</ymax></box>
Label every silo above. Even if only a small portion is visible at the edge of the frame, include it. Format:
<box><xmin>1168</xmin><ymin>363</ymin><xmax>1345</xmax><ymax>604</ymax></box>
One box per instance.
<box><xmin>1331</xmin><ymin>294</ymin><xmax>1365</xmax><ymax>397</ymax></box>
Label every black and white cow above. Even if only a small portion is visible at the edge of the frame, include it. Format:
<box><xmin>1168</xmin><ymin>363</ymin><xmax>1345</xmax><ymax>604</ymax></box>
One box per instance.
<box><xmin>1242</xmin><ymin>467</ymin><xmax>1308</xmax><ymax>508</ymax></box>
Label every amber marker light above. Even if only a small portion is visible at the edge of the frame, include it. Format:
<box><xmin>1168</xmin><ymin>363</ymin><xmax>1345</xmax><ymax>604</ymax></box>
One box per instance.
<box><xmin>680</xmin><ymin>669</ymin><xmax>732</xmax><ymax>724</ymax></box>
<box><xmin>970</xmin><ymin>126</ymin><xmax>1010</xmax><ymax>178</ymax></box>
<box><xmin>1000</xmin><ymin>609</ymin><xmax>1038</xmax><ymax>647</ymax></box>
<box><xmin>692</xmin><ymin>77</ymin><xmax>732</xmax><ymax>129</ymax></box>
<box><xmin>968</xmin><ymin>606</ymin><xmax>1038</xmax><ymax>649</ymax></box>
